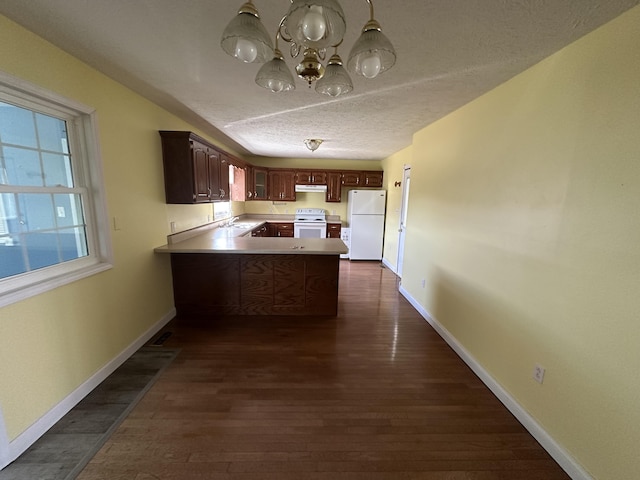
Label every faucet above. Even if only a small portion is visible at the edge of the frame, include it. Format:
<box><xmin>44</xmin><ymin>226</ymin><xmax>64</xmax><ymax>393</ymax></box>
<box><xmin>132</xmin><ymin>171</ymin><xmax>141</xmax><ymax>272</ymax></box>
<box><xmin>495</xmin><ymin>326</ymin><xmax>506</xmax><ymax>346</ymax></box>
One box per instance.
<box><xmin>226</xmin><ymin>216</ymin><xmax>239</xmax><ymax>227</ymax></box>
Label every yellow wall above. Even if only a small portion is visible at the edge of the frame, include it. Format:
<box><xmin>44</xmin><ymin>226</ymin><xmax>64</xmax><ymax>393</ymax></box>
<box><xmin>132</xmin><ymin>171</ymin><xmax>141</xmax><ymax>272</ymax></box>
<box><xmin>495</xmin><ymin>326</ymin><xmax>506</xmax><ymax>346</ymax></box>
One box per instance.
<box><xmin>0</xmin><ymin>16</ymin><xmax>233</xmax><ymax>441</ymax></box>
<box><xmin>398</xmin><ymin>6</ymin><xmax>640</xmax><ymax>479</ymax></box>
<box><xmin>381</xmin><ymin>146</ymin><xmax>413</xmax><ymax>271</ymax></box>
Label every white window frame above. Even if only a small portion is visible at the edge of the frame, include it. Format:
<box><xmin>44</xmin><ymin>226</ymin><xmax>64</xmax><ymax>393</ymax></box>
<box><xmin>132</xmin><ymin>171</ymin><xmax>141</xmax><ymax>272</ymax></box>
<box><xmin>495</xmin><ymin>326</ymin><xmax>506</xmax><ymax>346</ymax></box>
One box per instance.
<box><xmin>0</xmin><ymin>71</ymin><xmax>113</xmax><ymax>308</ymax></box>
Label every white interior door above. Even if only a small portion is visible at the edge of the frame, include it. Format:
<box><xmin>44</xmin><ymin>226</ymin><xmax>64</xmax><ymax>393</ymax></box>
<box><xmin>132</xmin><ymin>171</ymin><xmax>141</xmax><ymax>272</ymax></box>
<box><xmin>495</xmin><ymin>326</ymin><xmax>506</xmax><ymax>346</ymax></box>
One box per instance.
<box><xmin>396</xmin><ymin>166</ymin><xmax>411</xmax><ymax>279</ymax></box>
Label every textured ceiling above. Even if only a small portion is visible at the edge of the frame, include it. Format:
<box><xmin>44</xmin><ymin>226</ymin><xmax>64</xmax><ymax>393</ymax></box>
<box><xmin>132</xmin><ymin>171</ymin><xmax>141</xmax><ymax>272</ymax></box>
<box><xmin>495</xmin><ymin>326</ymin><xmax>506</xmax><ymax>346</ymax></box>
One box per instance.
<box><xmin>0</xmin><ymin>0</ymin><xmax>638</xmax><ymax>160</ymax></box>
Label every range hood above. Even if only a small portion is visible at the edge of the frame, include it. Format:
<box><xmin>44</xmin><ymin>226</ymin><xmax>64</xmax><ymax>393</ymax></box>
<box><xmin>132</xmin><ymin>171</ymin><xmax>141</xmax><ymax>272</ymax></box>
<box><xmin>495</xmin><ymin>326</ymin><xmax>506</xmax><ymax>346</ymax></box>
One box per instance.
<box><xmin>295</xmin><ymin>184</ymin><xmax>328</xmax><ymax>193</ymax></box>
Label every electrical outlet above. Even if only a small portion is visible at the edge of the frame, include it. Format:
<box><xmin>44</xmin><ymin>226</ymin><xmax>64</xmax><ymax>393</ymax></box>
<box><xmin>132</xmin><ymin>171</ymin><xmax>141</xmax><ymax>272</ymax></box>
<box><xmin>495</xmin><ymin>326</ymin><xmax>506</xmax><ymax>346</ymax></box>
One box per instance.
<box><xmin>533</xmin><ymin>363</ymin><xmax>545</xmax><ymax>384</ymax></box>
<box><xmin>170</xmin><ymin>221</ymin><xmax>176</xmax><ymax>233</ymax></box>
<box><xmin>421</xmin><ymin>278</ymin><xmax>426</xmax><ymax>288</ymax></box>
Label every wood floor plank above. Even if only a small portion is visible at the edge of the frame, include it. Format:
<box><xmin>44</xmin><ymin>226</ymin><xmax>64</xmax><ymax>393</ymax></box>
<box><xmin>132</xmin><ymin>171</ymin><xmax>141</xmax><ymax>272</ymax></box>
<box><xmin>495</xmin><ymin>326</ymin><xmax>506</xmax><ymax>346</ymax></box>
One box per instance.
<box><xmin>77</xmin><ymin>261</ymin><xmax>570</xmax><ymax>479</ymax></box>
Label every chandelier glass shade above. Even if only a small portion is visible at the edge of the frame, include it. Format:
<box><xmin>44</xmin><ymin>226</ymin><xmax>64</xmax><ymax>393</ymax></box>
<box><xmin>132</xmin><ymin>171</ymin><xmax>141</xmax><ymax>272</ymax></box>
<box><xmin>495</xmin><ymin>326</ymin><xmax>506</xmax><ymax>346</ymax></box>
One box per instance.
<box><xmin>220</xmin><ymin>0</ymin><xmax>395</xmax><ymax>96</ymax></box>
<box><xmin>284</xmin><ymin>0</ymin><xmax>346</xmax><ymax>51</ymax></box>
<box><xmin>347</xmin><ymin>19</ymin><xmax>396</xmax><ymax>78</ymax></box>
<box><xmin>315</xmin><ymin>52</ymin><xmax>352</xmax><ymax>96</ymax></box>
<box><xmin>255</xmin><ymin>48</ymin><xmax>296</xmax><ymax>92</ymax></box>
<box><xmin>220</xmin><ymin>2</ymin><xmax>273</xmax><ymax>63</ymax></box>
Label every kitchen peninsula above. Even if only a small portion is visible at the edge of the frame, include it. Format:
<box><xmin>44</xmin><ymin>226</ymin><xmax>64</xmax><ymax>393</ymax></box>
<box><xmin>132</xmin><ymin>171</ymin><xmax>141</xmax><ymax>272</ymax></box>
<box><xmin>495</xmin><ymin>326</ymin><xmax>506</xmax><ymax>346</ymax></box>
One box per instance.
<box><xmin>155</xmin><ymin>224</ymin><xmax>348</xmax><ymax>317</ymax></box>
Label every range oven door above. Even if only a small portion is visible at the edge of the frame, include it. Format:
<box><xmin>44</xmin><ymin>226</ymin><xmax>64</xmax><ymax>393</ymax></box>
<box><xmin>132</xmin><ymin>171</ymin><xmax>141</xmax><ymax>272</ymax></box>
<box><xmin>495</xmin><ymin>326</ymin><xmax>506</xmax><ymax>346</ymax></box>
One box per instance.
<box><xmin>294</xmin><ymin>222</ymin><xmax>327</xmax><ymax>238</ymax></box>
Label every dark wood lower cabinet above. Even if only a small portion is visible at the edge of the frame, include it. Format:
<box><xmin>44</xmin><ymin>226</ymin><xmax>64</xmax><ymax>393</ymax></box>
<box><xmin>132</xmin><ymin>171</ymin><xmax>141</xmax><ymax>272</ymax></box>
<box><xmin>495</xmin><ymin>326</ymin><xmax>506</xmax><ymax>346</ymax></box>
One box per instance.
<box><xmin>170</xmin><ymin>253</ymin><xmax>340</xmax><ymax>316</ymax></box>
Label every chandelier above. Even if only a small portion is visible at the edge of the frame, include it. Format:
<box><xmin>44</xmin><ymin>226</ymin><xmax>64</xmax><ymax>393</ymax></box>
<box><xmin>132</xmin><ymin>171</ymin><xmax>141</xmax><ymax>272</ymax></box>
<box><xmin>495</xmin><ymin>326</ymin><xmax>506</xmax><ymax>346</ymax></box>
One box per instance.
<box><xmin>220</xmin><ymin>0</ymin><xmax>396</xmax><ymax>97</ymax></box>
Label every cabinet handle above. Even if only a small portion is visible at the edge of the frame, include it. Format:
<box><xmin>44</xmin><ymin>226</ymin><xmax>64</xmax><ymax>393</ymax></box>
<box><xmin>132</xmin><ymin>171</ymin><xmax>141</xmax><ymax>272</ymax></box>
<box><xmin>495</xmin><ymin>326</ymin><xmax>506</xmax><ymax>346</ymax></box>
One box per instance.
<box><xmin>208</xmin><ymin>187</ymin><xmax>212</xmax><ymax>197</ymax></box>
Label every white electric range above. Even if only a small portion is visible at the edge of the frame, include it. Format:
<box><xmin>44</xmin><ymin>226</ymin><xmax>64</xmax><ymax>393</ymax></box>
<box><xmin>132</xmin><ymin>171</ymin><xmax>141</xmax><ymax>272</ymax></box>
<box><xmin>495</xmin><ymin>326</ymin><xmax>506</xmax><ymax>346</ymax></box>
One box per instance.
<box><xmin>293</xmin><ymin>208</ymin><xmax>327</xmax><ymax>238</ymax></box>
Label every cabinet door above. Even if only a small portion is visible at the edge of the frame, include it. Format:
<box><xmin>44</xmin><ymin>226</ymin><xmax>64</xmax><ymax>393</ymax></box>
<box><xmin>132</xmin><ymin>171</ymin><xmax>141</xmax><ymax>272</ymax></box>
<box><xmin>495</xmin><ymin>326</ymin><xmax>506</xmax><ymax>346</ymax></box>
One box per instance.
<box><xmin>326</xmin><ymin>171</ymin><xmax>342</xmax><ymax>202</ymax></box>
<box><xmin>253</xmin><ymin>168</ymin><xmax>268</xmax><ymax>200</ymax></box>
<box><xmin>251</xmin><ymin>224</ymin><xmax>268</xmax><ymax>237</ymax></box>
<box><xmin>191</xmin><ymin>141</ymin><xmax>212</xmax><ymax>202</ymax></box>
<box><xmin>218</xmin><ymin>153</ymin><xmax>230</xmax><ymax>201</ymax></box>
<box><xmin>311</xmin><ymin>171</ymin><xmax>327</xmax><ymax>184</ymax></box>
<box><xmin>207</xmin><ymin>148</ymin><xmax>222</xmax><ymax>201</ymax></box>
<box><xmin>272</xmin><ymin>222</ymin><xmax>294</xmax><ymax>237</ymax></box>
<box><xmin>326</xmin><ymin>223</ymin><xmax>341</xmax><ymax>238</ymax></box>
<box><xmin>295</xmin><ymin>170</ymin><xmax>313</xmax><ymax>184</ymax></box>
<box><xmin>342</xmin><ymin>171</ymin><xmax>362</xmax><ymax>187</ymax></box>
<box><xmin>280</xmin><ymin>171</ymin><xmax>296</xmax><ymax>200</ymax></box>
<box><xmin>363</xmin><ymin>171</ymin><xmax>383</xmax><ymax>187</ymax></box>
<box><xmin>268</xmin><ymin>170</ymin><xmax>296</xmax><ymax>201</ymax></box>
<box><xmin>245</xmin><ymin>166</ymin><xmax>254</xmax><ymax>200</ymax></box>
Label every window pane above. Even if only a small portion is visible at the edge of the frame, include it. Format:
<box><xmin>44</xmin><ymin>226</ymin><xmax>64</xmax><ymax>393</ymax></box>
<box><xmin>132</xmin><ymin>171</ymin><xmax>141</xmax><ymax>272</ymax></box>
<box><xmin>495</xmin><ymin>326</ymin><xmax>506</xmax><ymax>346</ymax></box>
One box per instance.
<box><xmin>0</xmin><ymin>241</ymin><xmax>27</xmax><ymax>278</ymax></box>
<box><xmin>0</xmin><ymin>102</ymin><xmax>38</xmax><ymax>148</ymax></box>
<box><xmin>23</xmin><ymin>231</ymin><xmax>60</xmax><ymax>270</ymax></box>
<box><xmin>19</xmin><ymin>193</ymin><xmax>55</xmax><ymax>231</ymax></box>
<box><xmin>53</xmin><ymin>193</ymin><xmax>84</xmax><ymax>229</ymax></box>
<box><xmin>59</xmin><ymin>227</ymin><xmax>88</xmax><ymax>261</ymax></box>
<box><xmin>2</xmin><ymin>146</ymin><xmax>43</xmax><ymax>186</ymax></box>
<box><xmin>43</xmin><ymin>152</ymin><xmax>73</xmax><ymax>187</ymax></box>
<box><xmin>35</xmin><ymin>113</ymin><xmax>69</xmax><ymax>153</ymax></box>
<box><xmin>0</xmin><ymin>192</ymin><xmax>18</xmax><ymax>232</ymax></box>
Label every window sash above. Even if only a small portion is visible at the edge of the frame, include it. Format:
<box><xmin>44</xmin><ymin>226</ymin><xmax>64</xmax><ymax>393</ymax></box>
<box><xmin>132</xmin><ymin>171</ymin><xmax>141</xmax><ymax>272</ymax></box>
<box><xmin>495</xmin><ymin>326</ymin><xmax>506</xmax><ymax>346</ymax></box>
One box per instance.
<box><xmin>0</xmin><ymin>70</ymin><xmax>112</xmax><ymax>307</ymax></box>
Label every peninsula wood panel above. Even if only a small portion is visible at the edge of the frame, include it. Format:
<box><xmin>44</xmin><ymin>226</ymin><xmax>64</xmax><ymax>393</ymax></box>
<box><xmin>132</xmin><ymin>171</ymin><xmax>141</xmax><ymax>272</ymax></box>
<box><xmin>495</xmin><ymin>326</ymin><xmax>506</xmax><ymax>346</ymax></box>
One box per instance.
<box><xmin>170</xmin><ymin>253</ymin><xmax>240</xmax><ymax>313</ymax></box>
<box><xmin>170</xmin><ymin>253</ymin><xmax>340</xmax><ymax>316</ymax></box>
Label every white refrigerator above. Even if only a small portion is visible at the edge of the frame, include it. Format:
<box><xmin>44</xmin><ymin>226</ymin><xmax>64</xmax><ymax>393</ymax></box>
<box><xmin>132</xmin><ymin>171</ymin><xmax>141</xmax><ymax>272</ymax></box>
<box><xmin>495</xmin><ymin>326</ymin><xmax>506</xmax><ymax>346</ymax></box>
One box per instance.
<box><xmin>347</xmin><ymin>189</ymin><xmax>386</xmax><ymax>260</ymax></box>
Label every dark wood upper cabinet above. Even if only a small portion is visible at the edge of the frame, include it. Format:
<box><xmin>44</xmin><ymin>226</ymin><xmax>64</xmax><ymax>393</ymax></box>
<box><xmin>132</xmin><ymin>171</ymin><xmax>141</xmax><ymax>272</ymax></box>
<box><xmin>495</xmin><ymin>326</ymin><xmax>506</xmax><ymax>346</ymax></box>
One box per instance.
<box><xmin>341</xmin><ymin>170</ymin><xmax>383</xmax><ymax>188</ymax></box>
<box><xmin>326</xmin><ymin>171</ymin><xmax>342</xmax><ymax>203</ymax></box>
<box><xmin>159</xmin><ymin>131</ymin><xmax>230</xmax><ymax>204</ymax></box>
<box><xmin>268</xmin><ymin>169</ymin><xmax>296</xmax><ymax>201</ymax></box>
<box><xmin>363</xmin><ymin>170</ymin><xmax>383</xmax><ymax>188</ymax></box>
<box><xmin>341</xmin><ymin>171</ymin><xmax>363</xmax><ymax>187</ymax></box>
<box><xmin>295</xmin><ymin>170</ymin><xmax>327</xmax><ymax>185</ymax></box>
<box><xmin>252</xmin><ymin>167</ymin><xmax>268</xmax><ymax>200</ymax></box>
<box><xmin>159</xmin><ymin>133</ymin><xmax>382</xmax><ymax>203</ymax></box>
<box><xmin>217</xmin><ymin>153</ymin><xmax>231</xmax><ymax>201</ymax></box>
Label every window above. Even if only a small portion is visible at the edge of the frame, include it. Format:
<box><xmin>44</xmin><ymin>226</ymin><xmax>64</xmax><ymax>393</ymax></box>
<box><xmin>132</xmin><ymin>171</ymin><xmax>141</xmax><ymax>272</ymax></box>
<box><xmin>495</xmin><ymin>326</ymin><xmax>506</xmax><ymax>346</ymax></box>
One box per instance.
<box><xmin>0</xmin><ymin>71</ymin><xmax>112</xmax><ymax>307</ymax></box>
<box><xmin>213</xmin><ymin>201</ymin><xmax>231</xmax><ymax>221</ymax></box>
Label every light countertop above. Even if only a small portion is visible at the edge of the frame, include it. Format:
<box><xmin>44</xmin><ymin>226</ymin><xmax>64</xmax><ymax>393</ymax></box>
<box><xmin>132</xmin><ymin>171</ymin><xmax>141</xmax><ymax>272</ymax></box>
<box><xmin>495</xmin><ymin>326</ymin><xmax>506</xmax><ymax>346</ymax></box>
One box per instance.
<box><xmin>155</xmin><ymin>229</ymin><xmax>348</xmax><ymax>255</ymax></box>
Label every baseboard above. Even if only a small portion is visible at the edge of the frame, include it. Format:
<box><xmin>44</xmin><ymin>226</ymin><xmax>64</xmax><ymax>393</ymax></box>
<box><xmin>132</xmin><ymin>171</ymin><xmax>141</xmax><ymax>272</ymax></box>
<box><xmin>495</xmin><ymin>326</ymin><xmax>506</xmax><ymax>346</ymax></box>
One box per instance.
<box><xmin>0</xmin><ymin>308</ymin><xmax>176</xmax><ymax>470</ymax></box>
<box><xmin>398</xmin><ymin>285</ymin><xmax>591</xmax><ymax>480</ymax></box>
<box><xmin>381</xmin><ymin>257</ymin><xmax>397</xmax><ymax>274</ymax></box>
<box><xmin>0</xmin><ymin>404</ymin><xmax>9</xmax><ymax>469</ymax></box>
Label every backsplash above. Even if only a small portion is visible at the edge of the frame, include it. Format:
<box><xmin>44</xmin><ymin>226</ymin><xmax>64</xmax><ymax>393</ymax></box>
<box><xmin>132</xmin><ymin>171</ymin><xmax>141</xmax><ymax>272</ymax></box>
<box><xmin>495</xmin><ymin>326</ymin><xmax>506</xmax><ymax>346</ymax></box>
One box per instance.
<box><xmin>243</xmin><ymin>191</ymin><xmax>348</xmax><ymax>219</ymax></box>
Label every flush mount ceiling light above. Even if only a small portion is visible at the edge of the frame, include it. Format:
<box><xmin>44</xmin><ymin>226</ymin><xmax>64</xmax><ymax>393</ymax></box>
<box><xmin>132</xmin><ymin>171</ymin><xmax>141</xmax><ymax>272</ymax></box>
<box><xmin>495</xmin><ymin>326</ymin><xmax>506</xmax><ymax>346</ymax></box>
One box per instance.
<box><xmin>304</xmin><ymin>138</ymin><xmax>323</xmax><ymax>151</ymax></box>
<box><xmin>221</xmin><ymin>0</ymin><xmax>396</xmax><ymax>97</ymax></box>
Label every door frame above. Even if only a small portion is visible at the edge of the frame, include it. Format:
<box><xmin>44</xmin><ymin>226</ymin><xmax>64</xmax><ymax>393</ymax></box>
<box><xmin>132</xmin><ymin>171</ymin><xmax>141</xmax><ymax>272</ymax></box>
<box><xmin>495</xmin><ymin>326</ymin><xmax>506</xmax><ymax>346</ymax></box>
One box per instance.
<box><xmin>396</xmin><ymin>165</ymin><xmax>411</xmax><ymax>280</ymax></box>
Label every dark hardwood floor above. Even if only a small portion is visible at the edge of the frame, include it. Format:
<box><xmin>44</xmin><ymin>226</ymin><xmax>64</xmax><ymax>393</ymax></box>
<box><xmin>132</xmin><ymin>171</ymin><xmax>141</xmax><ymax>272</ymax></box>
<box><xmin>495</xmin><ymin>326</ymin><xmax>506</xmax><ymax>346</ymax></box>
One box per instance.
<box><xmin>78</xmin><ymin>260</ymin><xmax>570</xmax><ymax>479</ymax></box>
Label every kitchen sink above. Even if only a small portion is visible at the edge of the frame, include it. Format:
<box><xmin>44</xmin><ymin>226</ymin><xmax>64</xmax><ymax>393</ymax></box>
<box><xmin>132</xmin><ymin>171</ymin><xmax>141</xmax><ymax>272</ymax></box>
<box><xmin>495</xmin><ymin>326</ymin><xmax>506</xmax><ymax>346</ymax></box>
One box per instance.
<box><xmin>229</xmin><ymin>224</ymin><xmax>253</xmax><ymax>229</ymax></box>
